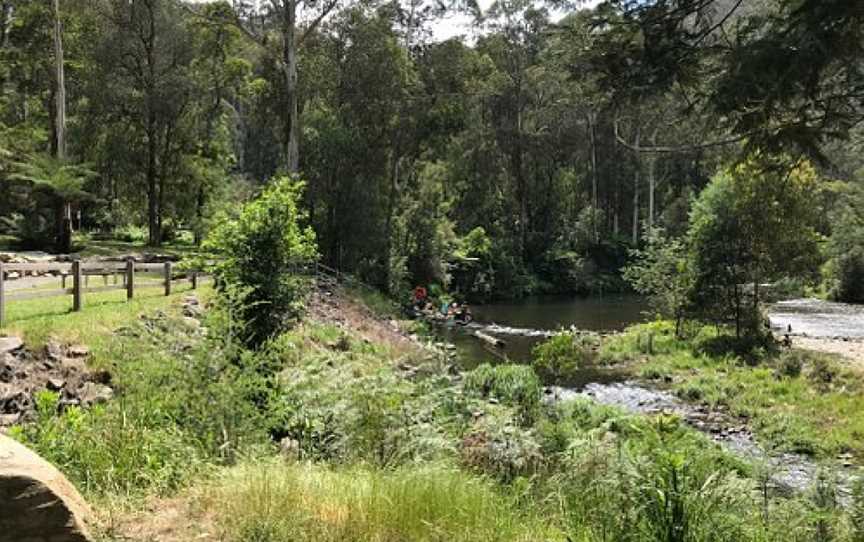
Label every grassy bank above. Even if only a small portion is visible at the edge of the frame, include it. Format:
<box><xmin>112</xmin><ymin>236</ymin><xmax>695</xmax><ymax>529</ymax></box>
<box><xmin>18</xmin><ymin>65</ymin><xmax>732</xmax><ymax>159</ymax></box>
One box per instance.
<box><xmin>602</xmin><ymin>321</ymin><xmax>864</xmax><ymax>460</ymax></box>
<box><xmin>7</xmin><ymin>287</ymin><xmax>864</xmax><ymax>541</ymax></box>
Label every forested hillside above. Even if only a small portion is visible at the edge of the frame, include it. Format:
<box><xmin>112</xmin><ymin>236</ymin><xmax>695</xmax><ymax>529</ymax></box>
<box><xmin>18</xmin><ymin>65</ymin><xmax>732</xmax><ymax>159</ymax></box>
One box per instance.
<box><xmin>1</xmin><ymin>0</ymin><xmax>862</xmax><ymax>302</ymax></box>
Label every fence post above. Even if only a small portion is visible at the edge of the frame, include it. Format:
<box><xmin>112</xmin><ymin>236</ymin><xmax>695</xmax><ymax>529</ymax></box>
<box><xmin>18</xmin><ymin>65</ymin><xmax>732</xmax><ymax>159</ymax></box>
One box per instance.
<box><xmin>126</xmin><ymin>258</ymin><xmax>135</xmax><ymax>300</ymax></box>
<box><xmin>191</xmin><ymin>270</ymin><xmax>198</xmax><ymax>290</ymax></box>
<box><xmin>72</xmin><ymin>261</ymin><xmax>82</xmax><ymax>312</ymax></box>
<box><xmin>0</xmin><ymin>262</ymin><xmax>5</xmax><ymax>327</ymax></box>
<box><xmin>164</xmin><ymin>262</ymin><xmax>172</xmax><ymax>296</ymax></box>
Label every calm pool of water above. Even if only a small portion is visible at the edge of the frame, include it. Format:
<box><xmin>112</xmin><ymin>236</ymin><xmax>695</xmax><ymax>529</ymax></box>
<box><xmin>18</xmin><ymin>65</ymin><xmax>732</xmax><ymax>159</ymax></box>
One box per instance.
<box><xmin>436</xmin><ymin>295</ymin><xmax>648</xmax><ymax>374</ymax></box>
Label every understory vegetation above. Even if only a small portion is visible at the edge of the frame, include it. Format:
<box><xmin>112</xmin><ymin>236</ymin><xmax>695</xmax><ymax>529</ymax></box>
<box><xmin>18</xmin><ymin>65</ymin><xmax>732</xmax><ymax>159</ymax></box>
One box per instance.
<box><xmin>8</xmin><ymin>292</ymin><xmax>864</xmax><ymax>541</ymax></box>
<box><xmin>2</xmin><ymin>1</ymin><xmax>863</xmax><ymax>536</ymax></box>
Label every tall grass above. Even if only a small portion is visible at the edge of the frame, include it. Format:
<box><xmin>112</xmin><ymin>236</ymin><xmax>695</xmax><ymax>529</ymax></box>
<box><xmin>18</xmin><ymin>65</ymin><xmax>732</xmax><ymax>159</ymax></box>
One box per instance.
<box><xmin>203</xmin><ymin>461</ymin><xmax>562</xmax><ymax>542</ymax></box>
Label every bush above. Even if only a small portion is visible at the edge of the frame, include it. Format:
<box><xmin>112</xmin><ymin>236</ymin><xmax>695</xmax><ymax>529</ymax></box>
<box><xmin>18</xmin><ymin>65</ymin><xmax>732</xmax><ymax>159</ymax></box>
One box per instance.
<box><xmin>114</xmin><ymin>224</ymin><xmax>148</xmax><ymax>243</ymax></box>
<box><xmin>775</xmin><ymin>351</ymin><xmax>804</xmax><ymax>378</ymax></box>
<box><xmin>831</xmin><ymin>247</ymin><xmax>864</xmax><ymax>303</ymax></box>
<box><xmin>206</xmin><ymin>177</ymin><xmax>318</xmax><ymax>348</ymax></box>
<box><xmin>463</xmin><ymin>364</ymin><xmax>542</xmax><ymax>424</ymax></box>
<box><xmin>532</xmin><ymin>332</ymin><xmax>598</xmax><ymax>382</ymax></box>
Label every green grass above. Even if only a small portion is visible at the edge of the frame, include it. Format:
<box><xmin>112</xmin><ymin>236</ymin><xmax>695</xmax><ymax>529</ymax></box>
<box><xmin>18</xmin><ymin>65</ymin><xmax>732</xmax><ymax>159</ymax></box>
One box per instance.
<box><xmin>1</xmin><ymin>281</ymin><xmax>210</xmax><ymax>347</ymax></box>
<box><xmin>344</xmin><ymin>282</ymin><xmax>402</xmax><ymax>319</ymax></box>
<box><xmin>602</xmin><ymin>321</ymin><xmax>864</xmax><ymax>460</ymax></box>
<box><xmin>203</xmin><ymin>461</ymin><xmax>561</xmax><ymax>542</ymax></box>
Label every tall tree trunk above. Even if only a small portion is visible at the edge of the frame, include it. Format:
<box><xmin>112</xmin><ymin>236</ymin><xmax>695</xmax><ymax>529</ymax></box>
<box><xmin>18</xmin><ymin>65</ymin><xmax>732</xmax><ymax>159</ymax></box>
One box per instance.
<box><xmin>586</xmin><ymin>110</ymin><xmax>599</xmax><ymax>243</ymax></box>
<box><xmin>281</xmin><ymin>0</ymin><xmax>300</xmax><ymax>173</ymax></box>
<box><xmin>648</xmin><ymin>156</ymin><xmax>655</xmax><ymax>230</ymax></box>
<box><xmin>53</xmin><ymin>0</ymin><xmax>72</xmax><ymax>253</ymax></box>
<box><xmin>0</xmin><ymin>2</ymin><xmax>11</xmax><ymax>48</ymax></box>
<box><xmin>146</xmin><ymin>114</ymin><xmax>160</xmax><ymax>246</ymax></box>
<box><xmin>157</xmin><ymin>122</ymin><xmax>175</xmax><ymax>242</ymax></box>
<box><xmin>53</xmin><ymin>0</ymin><xmax>66</xmax><ymax>161</ymax></box>
<box><xmin>632</xmin><ymin>127</ymin><xmax>641</xmax><ymax>245</ymax></box>
<box><xmin>144</xmin><ymin>0</ymin><xmax>160</xmax><ymax>247</ymax></box>
<box><xmin>0</xmin><ymin>2</ymin><xmax>13</xmax><ymax>90</ymax></box>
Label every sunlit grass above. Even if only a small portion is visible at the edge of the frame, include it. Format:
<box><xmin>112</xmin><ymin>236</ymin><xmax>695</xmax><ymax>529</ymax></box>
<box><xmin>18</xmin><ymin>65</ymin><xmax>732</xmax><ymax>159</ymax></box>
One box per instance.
<box><xmin>201</xmin><ymin>460</ymin><xmax>563</xmax><ymax>542</ymax></box>
<box><xmin>1</xmin><ymin>281</ymin><xmax>212</xmax><ymax>347</ymax></box>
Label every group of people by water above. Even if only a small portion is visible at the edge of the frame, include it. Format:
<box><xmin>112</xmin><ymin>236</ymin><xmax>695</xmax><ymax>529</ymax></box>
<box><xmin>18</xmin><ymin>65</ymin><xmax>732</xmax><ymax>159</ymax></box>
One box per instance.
<box><xmin>408</xmin><ymin>285</ymin><xmax>473</xmax><ymax>325</ymax></box>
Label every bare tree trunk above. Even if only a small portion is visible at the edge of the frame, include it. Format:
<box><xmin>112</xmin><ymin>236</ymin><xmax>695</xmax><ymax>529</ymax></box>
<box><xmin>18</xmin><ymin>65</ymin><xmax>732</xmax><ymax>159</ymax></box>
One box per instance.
<box><xmin>632</xmin><ymin>127</ymin><xmax>641</xmax><ymax>245</ymax></box>
<box><xmin>53</xmin><ymin>0</ymin><xmax>66</xmax><ymax>161</ymax></box>
<box><xmin>648</xmin><ymin>156</ymin><xmax>655</xmax><ymax>230</ymax></box>
<box><xmin>53</xmin><ymin>0</ymin><xmax>72</xmax><ymax>253</ymax></box>
<box><xmin>147</xmin><ymin>114</ymin><xmax>160</xmax><ymax>246</ymax></box>
<box><xmin>157</xmin><ymin>122</ymin><xmax>175</xmax><ymax>241</ymax></box>
<box><xmin>144</xmin><ymin>1</ymin><xmax>160</xmax><ymax>247</ymax></box>
<box><xmin>0</xmin><ymin>2</ymin><xmax>11</xmax><ymax>49</ymax></box>
<box><xmin>281</xmin><ymin>0</ymin><xmax>300</xmax><ymax>173</ymax></box>
<box><xmin>586</xmin><ymin>110</ymin><xmax>599</xmax><ymax>243</ymax></box>
<box><xmin>0</xmin><ymin>2</ymin><xmax>12</xmax><ymax>90</ymax></box>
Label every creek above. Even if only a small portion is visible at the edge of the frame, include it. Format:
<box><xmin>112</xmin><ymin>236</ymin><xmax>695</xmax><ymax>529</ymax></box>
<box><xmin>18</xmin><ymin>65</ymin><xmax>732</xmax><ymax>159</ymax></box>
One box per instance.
<box><xmin>432</xmin><ymin>295</ymin><xmax>863</xmax><ymax>499</ymax></box>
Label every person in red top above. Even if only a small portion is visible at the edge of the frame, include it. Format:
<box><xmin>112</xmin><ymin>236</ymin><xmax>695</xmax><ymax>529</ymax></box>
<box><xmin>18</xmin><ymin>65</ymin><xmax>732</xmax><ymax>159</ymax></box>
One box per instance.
<box><xmin>412</xmin><ymin>286</ymin><xmax>428</xmax><ymax>307</ymax></box>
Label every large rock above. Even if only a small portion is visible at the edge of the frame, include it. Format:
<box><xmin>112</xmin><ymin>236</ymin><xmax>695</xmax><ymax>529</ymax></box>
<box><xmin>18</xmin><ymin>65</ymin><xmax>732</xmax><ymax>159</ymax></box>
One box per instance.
<box><xmin>0</xmin><ymin>435</ymin><xmax>94</xmax><ymax>542</ymax></box>
<box><xmin>0</xmin><ymin>336</ymin><xmax>23</xmax><ymax>356</ymax></box>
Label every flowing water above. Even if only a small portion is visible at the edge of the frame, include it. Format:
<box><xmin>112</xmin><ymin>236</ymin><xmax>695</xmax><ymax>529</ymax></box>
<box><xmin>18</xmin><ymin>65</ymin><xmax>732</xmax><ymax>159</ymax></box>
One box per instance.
<box><xmin>432</xmin><ymin>294</ymin><xmax>864</xmax><ymax>499</ymax></box>
<box><xmin>769</xmin><ymin>298</ymin><xmax>864</xmax><ymax>338</ymax></box>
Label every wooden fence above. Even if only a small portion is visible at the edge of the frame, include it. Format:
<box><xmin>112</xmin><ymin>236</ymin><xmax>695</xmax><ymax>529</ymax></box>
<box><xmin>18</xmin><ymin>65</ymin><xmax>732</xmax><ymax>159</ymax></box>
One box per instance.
<box><xmin>0</xmin><ymin>259</ymin><xmax>208</xmax><ymax>326</ymax></box>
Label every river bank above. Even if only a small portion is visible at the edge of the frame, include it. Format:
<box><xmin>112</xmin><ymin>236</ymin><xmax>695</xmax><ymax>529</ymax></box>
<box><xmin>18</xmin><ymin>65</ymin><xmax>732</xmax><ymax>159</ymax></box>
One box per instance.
<box><xmin>423</xmin><ymin>297</ymin><xmax>864</xmax><ymax>498</ymax></box>
<box><xmin>6</xmin><ymin>280</ymin><xmax>864</xmax><ymax>541</ymax></box>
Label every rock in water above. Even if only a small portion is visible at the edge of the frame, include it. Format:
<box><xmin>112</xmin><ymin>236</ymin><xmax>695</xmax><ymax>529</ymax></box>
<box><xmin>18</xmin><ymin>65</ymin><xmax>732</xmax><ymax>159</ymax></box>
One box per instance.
<box><xmin>0</xmin><ymin>434</ymin><xmax>94</xmax><ymax>541</ymax></box>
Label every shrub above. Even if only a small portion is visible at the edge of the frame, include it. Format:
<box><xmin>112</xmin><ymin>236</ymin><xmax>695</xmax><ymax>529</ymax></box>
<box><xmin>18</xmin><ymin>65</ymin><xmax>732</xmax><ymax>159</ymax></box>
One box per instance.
<box><xmin>12</xmin><ymin>311</ymin><xmax>273</xmax><ymax>497</ymax></box>
<box><xmin>776</xmin><ymin>350</ymin><xmax>804</xmax><ymax>378</ymax></box>
<box><xmin>831</xmin><ymin>247</ymin><xmax>864</xmax><ymax>303</ymax></box>
<box><xmin>114</xmin><ymin>224</ymin><xmax>148</xmax><ymax>243</ymax></box>
<box><xmin>809</xmin><ymin>356</ymin><xmax>838</xmax><ymax>385</ymax></box>
<box><xmin>851</xmin><ymin>477</ymin><xmax>864</xmax><ymax>542</ymax></box>
<box><xmin>463</xmin><ymin>364</ymin><xmax>542</xmax><ymax>423</ymax></box>
<box><xmin>532</xmin><ymin>332</ymin><xmax>598</xmax><ymax>382</ymax></box>
<box><xmin>205</xmin><ymin>177</ymin><xmax>317</xmax><ymax>348</ymax></box>
<box><xmin>460</xmin><ymin>417</ymin><xmax>543</xmax><ymax>482</ymax></box>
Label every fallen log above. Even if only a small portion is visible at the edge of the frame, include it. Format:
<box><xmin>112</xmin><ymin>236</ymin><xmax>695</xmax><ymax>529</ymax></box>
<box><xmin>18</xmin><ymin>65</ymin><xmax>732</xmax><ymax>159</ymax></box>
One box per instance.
<box><xmin>474</xmin><ymin>330</ymin><xmax>505</xmax><ymax>348</ymax></box>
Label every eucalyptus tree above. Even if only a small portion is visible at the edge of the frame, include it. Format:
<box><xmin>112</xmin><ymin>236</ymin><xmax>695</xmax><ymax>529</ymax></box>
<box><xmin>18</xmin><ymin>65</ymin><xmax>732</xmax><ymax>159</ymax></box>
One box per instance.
<box><xmin>224</xmin><ymin>0</ymin><xmax>356</xmax><ymax>173</ymax></box>
<box><xmin>91</xmin><ymin>0</ymin><xmax>195</xmax><ymax>246</ymax></box>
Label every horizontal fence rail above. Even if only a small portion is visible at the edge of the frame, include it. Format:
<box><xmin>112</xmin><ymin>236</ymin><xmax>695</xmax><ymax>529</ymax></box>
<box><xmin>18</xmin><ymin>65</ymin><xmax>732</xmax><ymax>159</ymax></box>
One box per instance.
<box><xmin>0</xmin><ymin>258</ymin><xmax>211</xmax><ymax>326</ymax></box>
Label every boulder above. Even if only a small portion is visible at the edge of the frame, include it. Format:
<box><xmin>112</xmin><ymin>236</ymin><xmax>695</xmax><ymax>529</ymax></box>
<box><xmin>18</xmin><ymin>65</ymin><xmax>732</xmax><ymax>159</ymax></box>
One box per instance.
<box><xmin>0</xmin><ymin>434</ymin><xmax>94</xmax><ymax>541</ymax></box>
<box><xmin>0</xmin><ymin>337</ymin><xmax>23</xmax><ymax>356</ymax></box>
<box><xmin>77</xmin><ymin>382</ymin><xmax>113</xmax><ymax>406</ymax></box>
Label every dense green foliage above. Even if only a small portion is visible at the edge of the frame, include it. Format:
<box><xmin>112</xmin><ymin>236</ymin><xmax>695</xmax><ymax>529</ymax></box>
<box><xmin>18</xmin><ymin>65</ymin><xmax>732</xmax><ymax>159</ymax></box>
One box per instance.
<box><xmin>687</xmin><ymin>156</ymin><xmax>822</xmax><ymax>337</ymax></box>
<box><xmin>531</xmin><ymin>331</ymin><xmax>598</xmax><ymax>382</ymax></box>
<box><xmin>2</xmin><ymin>0</ymin><xmax>859</xmax><ymax>303</ymax></box>
<box><xmin>206</xmin><ymin>177</ymin><xmax>317</xmax><ymax>347</ymax></box>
